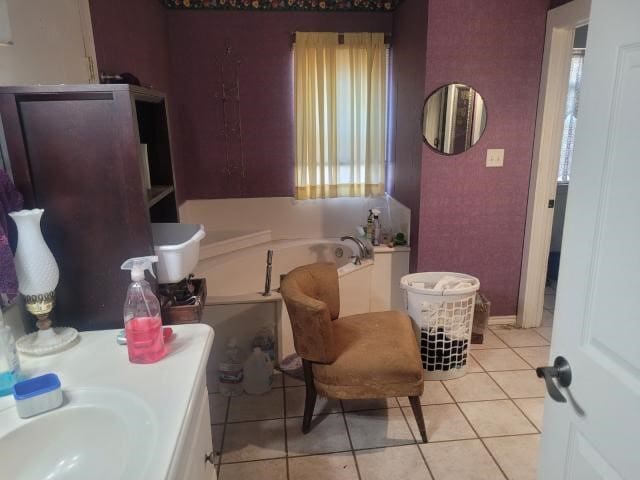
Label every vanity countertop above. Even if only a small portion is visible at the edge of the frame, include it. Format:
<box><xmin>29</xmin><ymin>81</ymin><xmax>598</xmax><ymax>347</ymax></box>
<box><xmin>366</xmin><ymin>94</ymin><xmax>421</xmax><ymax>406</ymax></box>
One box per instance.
<box><xmin>0</xmin><ymin>324</ymin><xmax>214</xmax><ymax>480</ymax></box>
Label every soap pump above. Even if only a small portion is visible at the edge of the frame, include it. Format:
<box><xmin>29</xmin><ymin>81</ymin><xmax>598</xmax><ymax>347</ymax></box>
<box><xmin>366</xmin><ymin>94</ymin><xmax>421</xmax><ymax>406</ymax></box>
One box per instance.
<box><xmin>120</xmin><ymin>256</ymin><xmax>166</xmax><ymax>364</ymax></box>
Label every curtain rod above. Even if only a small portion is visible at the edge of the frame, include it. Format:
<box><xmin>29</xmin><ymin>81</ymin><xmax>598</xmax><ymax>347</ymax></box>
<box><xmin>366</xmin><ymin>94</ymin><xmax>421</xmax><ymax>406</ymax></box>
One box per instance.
<box><xmin>290</xmin><ymin>32</ymin><xmax>392</xmax><ymax>45</ymax></box>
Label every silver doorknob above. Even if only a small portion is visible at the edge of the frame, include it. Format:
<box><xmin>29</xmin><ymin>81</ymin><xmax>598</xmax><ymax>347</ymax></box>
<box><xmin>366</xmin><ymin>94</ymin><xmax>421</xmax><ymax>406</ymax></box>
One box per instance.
<box><xmin>536</xmin><ymin>356</ymin><xmax>572</xmax><ymax>403</ymax></box>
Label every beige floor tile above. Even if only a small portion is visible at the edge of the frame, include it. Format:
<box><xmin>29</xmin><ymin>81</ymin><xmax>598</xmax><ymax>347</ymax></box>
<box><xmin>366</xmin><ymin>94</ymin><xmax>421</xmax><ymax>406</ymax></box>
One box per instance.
<box><xmin>285</xmin><ymin>387</ymin><xmax>342</xmax><ymax>417</ymax></box>
<box><xmin>420</xmin><ymin>439</ymin><xmax>504</xmax><ymax>480</ymax></box>
<box><xmin>271</xmin><ymin>372</ymin><xmax>284</xmax><ymax>388</ymax></box>
<box><xmin>471</xmin><ymin>349</ymin><xmax>531</xmax><ymax>372</ymax></box>
<box><xmin>356</xmin><ymin>445</ymin><xmax>432</xmax><ymax>480</ymax></box>
<box><xmin>514</xmin><ymin>398</ymin><xmax>545</xmax><ymax>430</ymax></box>
<box><xmin>403</xmin><ymin>403</ymin><xmax>476</xmax><ymax>442</ymax></box>
<box><xmin>222</xmin><ymin>419</ymin><xmax>286</xmax><ymax>463</ymax></box>
<box><xmin>458</xmin><ymin>400</ymin><xmax>537</xmax><ymax>437</ymax></box>
<box><xmin>286</xmin><ymin>413</ymin><xmax>351</xmax><ymax>456</ymax></box>
<box><xmin>443</xmin><ymin>372</ymin><xmax>507</xmax><ymax>402</ymax></box>
<box><xmin>345</xmin><ymin>407</ymin><xmax>415</xmax><ymax>450</ymax></box>
<box><xmin>284</xmin><ymin>374</ymin><xmax>306</xmax><ymax>387</ymax></box>
<box><xmin>341</xmin><ymin>397</ymin><xmax>399</xmax><ymax>411</ymax></box>
<box><xmin>227</xmin><ymin>389</ymin><xmax>284</xmax><ymax>422</ymax></box>
<box><xmin>513</xmin><ymin>346</ymin><xmax>551</xmax><ymax>369</ymax></box>
<box><xmin>397</xmin><ymin>381</ymin><xmax>454</xmax><ymax>406</ymax></box>
<box><xmin>211</xmin><ymin>424</ymin><xmax>224</xmax><ymax>465</ymax></box>
<box><xmin>492</xmin><ymin>328</ymin><xmax>549</xmax><ymax>348</ymax></box>
<box><xmin>484</xmin><ymin>434</ymin><xmax>541</xmax><ymax>480</ymax></box>
<box><xmin>534</xmin><ymin>326</ymin><xmax>553</xmax><ymax>341</ymax></box>
<box><xmin>219</xmin><ymin>458</ymin><xmax>287</xmax><ymax>480</ymax></box>
<box><xmin>209</xmin><ymin>393</ymin><xmax>229</xmax><ymax>424</ymax></box>
<box><xmin>467</xmin><ymin>354</ymin><xmax>484</xmax><ymax>372</ymax></box>
<box><xmin>212</xmin><ymin>424</ymin><xmax>224</xmax><ymax>453</ymax></box>
<box><xmin>206</xmin><ymin>369</ymin><xmax>220</xmax><ymax>393</ymax></box>
<box><xmin>489</xmin><ymin>370</ymin><xmax>546</xmax><ymax>398</ymax></box>
<box><xmin>289</xmin><ymin>452</ymin><xmax>359</xmax><ymax>480</ymax></box>
<box><xmin>470</xmin><ymin>330</ymin><xmax>508</xmax><ymax>350</ymax></box>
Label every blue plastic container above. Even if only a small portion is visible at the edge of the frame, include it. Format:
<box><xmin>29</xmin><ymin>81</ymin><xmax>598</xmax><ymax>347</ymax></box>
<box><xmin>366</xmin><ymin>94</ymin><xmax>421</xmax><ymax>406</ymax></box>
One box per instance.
<box><xmin>12</xmin><ymin>373</ymin><xmax>63</xmax><ymax>418</ymax></box>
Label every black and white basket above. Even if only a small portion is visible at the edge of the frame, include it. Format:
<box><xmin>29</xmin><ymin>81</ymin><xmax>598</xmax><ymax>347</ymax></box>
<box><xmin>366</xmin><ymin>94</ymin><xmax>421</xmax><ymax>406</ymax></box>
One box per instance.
<box><xmin>401</xmin><ymin>272</ymin><xmax>480</xmax><ymax>380</ymax></box>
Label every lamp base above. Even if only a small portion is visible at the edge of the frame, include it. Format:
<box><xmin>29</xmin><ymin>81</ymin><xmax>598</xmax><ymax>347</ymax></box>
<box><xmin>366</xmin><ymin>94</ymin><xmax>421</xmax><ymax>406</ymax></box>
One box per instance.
<box><xmin>16</xmin><ymin>327</ymin><xmax>79</xmax><ymax>356</ymax></box>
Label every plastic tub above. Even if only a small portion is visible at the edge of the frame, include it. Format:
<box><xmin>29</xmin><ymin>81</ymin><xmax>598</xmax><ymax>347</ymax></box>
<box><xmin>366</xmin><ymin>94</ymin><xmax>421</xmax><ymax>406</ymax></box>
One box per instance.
<box><xmin>151</xmin><ymin>223</ymin><xmax>206</xmax><ymax>284</ymax></box>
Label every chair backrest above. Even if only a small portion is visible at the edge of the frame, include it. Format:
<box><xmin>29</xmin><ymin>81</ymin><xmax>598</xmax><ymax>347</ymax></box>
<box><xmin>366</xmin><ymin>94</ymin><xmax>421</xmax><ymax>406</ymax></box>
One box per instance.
<box><xmin>280</xmin><ymin>263</ymin><xmax>340</xmax><ymax>364</ymax></box>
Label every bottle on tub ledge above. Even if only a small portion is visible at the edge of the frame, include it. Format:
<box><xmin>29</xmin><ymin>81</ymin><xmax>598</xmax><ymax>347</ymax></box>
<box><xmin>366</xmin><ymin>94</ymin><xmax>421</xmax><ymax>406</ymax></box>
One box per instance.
<box><xmin>219</xmin><ymin>338</ymin><xmax>244</xmax><ymax>397</ymax></box>
<box><xmin>372</xmin><ymin>208</ymin><xmax>382</xmax><ymax>246</ymax></box>
<box><xmin>121</xmin><ymin>256</ymin><xmax>166</xmax><ymax>364</ymax></box>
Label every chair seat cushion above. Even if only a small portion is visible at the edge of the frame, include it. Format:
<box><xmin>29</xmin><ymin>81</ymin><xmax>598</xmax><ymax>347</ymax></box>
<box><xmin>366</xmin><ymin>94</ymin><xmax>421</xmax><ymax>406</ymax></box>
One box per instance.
<box><xmin>312</xmin><ymin>310</ymin><xmax>424</xmax><ymax>399</ymax></box>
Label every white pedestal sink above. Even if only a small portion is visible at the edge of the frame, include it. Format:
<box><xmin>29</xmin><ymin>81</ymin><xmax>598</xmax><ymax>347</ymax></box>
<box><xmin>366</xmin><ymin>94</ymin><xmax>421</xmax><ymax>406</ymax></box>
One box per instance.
<box><xmin>0</xmin><ymin>388</ymin><xmax>157</xmax><ymax>480</ymax></box>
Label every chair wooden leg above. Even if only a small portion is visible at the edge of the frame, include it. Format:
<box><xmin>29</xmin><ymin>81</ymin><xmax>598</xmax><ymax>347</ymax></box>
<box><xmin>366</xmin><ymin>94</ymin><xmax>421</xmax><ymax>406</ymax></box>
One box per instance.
<box><xmin>409</xmin><ymin>396</ymin><xmax>428</xmax><ymax>443</ymax></box>
<box><xmin>302</xmin><ymin>359</ymin><xmax>317</xmax><ymax>434</ymax></box>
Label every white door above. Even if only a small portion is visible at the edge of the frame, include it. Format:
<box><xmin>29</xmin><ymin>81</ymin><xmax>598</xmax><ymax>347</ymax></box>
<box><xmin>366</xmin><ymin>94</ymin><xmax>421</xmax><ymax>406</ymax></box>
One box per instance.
<box><xmin>0</xmin><ymin>0</ymin><xmax>96</xmax><ymax>85</ymax></box>
<box><xmin>538</xmin><ymin>0</ymin><xmax>640</xmax><ymax>478</ymax></box>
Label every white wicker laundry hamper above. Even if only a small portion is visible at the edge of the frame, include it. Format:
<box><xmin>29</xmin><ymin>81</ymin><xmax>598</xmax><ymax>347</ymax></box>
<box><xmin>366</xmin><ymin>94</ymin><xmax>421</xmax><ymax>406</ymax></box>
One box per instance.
<box><xmin>400</xmin><ymin>272</ymin><xmax>480</xmax><ymax>380</ymax></box>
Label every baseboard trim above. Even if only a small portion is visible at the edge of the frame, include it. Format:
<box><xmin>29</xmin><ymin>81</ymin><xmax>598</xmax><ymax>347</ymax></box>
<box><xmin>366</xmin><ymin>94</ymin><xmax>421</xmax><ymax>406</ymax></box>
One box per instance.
<box><xmin>489</xmin><ymin>315</ymin><xmax>517</xmax><ymax>326</ymax></box>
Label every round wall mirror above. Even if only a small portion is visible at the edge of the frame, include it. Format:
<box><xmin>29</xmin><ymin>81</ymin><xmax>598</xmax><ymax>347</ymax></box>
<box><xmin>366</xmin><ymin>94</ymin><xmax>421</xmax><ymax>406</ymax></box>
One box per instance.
<box><xmin>422</xmin><ymin>83</ymin><xmax>487</xmax><ymax>155</ymax></box>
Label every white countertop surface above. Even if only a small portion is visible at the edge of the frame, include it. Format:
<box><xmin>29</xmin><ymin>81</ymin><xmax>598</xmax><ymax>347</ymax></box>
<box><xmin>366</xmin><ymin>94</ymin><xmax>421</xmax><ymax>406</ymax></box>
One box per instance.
<box><xmin>0</xmin><ymin>323</ymin><xmax>214</xmax><ymax>480</ymax></box>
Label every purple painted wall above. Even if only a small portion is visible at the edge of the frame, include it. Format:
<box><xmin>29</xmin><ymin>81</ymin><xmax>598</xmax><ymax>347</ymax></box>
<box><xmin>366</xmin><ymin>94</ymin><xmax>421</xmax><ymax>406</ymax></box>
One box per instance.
<box><xmin>89</xmin><ymin>0</ymin><xmax>171</xmax><ymax>93</ymax></box>
<box><xmin>166</xmin><ymin>11</ymin><xmax>392</xmax><ymax>201</ymax></box>
<box><xmin>388</xmin><ymin>0</ymin><xmax>428</xmax><ymax>271</ymax></box>
<box><xmin>416</xmin><ymin>0</ymin><xmax>548</xmax><ymax>315</ymax></box>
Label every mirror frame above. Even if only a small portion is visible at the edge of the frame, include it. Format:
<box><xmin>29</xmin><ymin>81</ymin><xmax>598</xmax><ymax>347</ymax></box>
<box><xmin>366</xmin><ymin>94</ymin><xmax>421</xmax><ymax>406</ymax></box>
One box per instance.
<box><xmin>421</xmin><ymin>82</ymin><xmax>488</xmax><ymax>156</ymax></box>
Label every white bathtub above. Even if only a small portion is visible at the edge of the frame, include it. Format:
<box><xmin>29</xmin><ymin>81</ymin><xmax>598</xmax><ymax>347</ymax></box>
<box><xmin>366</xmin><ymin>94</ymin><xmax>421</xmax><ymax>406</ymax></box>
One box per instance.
<box><xmin>194</xmin><ymin>237</ymin><xmax>408</xmax><ymax>393</ymax></box>
<box><xmin>194</xmin><ymin>237</ymin><xmax>367</xmax><ymax>302</ymax></box>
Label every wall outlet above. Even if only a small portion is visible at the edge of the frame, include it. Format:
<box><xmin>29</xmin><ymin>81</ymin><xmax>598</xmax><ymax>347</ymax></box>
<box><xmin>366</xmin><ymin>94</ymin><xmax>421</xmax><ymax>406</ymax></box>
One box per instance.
<box><xmin>486</xmin><ymin>149</ymin><xmax>504</xmax><ymax>168</ymax></box>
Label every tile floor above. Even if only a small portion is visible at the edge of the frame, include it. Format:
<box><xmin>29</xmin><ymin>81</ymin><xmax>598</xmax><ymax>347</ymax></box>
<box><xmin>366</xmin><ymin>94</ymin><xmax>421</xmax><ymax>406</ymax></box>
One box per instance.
<box><xmin>209</xmin><ymin>325</ymin><xmax>551</xmax><ymax>480</ymax></box>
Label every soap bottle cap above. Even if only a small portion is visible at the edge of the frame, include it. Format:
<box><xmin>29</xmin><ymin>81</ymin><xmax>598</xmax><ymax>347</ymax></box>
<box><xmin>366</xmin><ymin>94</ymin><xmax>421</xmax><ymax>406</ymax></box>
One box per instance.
<box><xmin>120</xmin><ymin>256</ymin><xmax>158</xmax><ymax>282</ymax></box>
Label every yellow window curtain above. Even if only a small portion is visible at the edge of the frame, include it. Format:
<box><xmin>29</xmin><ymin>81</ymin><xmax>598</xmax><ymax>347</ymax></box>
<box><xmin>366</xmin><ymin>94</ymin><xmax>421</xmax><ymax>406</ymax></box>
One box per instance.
<box><xmin>294</xmin><ymin>32</ymin><xmax>387</xmax><ymax>200</ymax></box>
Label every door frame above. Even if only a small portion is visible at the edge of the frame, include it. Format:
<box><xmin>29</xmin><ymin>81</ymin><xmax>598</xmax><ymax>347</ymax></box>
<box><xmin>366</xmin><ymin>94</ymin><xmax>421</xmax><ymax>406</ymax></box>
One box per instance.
<box><xmin>517</xmin><ymin>0</ymin><xmax>591</xmax><ymax>329</ymax></box>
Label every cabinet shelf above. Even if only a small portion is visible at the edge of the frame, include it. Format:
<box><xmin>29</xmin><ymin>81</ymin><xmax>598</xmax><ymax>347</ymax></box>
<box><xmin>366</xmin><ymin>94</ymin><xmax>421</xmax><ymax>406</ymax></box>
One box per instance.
<box><xmin>147</xmin><ymin>185</ymin><xmax>174</xmax><ymax>208</ymax></box>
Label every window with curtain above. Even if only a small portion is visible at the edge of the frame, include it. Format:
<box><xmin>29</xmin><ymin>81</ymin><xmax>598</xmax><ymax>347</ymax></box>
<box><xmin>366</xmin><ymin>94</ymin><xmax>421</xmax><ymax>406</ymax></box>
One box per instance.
<box><xmin>294</xmin><ymin>32</ymin><xmax>388</xmax><ymax>200</ymax></box>
<box><xmin>557</xmin><ymin>49</ymin><xmax>585</xmax><ymax>183</ymax></box>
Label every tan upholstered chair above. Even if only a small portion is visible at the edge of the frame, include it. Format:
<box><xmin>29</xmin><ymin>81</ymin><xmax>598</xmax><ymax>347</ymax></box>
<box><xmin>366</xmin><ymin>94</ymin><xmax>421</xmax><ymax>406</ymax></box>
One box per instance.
<box><xmin>280</xmin><ymin>262</ymin><xmax>427</xmax><ymax>443</ymax></box>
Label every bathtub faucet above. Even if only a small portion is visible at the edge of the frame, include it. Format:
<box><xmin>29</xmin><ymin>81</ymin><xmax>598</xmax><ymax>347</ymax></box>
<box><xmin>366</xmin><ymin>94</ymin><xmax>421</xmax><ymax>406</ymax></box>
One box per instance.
<box><xmin>340</xmin><ymin>236</ymin><xmax>369</xmax><ymax>265</ymax></box>
<box><xmin>262</xmin><ymin>249</ymin><xmax>273</xmax><ymax>296</ymax></box>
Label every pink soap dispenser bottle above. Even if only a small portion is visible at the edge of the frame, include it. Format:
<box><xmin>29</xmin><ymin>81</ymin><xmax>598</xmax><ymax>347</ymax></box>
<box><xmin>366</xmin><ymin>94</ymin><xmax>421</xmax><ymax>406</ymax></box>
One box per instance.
<box><xmin>121</xmin><ymin>256</ymin><xmax>166</xmax><ymax>364</ymax></box>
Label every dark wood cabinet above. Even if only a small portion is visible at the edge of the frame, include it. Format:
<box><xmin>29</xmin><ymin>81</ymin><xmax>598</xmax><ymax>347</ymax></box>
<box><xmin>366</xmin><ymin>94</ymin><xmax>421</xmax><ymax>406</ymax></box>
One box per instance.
<box><xmin>0</xmin><ymin>84</ymin><xmax>177</xmax><ymax>331</ymax></box>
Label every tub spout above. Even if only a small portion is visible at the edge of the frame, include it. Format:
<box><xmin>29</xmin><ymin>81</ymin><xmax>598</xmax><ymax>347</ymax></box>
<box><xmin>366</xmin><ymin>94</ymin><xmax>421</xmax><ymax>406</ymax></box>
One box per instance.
<box><xmin>340</xmin><ymin>236</ymin><xmax>368</xmax><ymax>265</ymax></box>
<box><xmin>262</xmin><ymin>250</ymin><xmax>273</xmax><ymax>296</ymax></box>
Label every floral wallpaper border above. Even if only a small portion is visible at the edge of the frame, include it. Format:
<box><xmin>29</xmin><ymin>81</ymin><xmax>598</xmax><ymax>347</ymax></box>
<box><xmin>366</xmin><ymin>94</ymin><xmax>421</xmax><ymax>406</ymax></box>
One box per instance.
<box><xmin>160</xmin><ymin>0</ymin><xmax>401</xmax><ymax>12</ymax></box>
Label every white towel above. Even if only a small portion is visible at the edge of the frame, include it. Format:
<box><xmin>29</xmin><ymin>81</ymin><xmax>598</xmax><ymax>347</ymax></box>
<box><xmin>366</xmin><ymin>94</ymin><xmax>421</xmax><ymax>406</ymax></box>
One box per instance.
<box><xmin>433</xmin><ymin>275</ymin><xmax>474</xmax><ymax>292</ymax></box>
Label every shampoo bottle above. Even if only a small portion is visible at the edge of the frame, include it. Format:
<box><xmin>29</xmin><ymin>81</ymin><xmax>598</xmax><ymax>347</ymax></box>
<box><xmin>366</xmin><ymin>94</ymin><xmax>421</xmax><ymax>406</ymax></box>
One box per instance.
<box><xmin>121</xmin><ymin>256</ymin><xmax>165</xmax><ymax>364</ymax></box>
<box><xmin>372</xmin><ymin>208</ymin><xmax>382</xmax><ymax>246</ymax></box>
<box><xmin>366</xmin><ymin>209</ymin><xmax>374</xmax><ymax>242</ymax></box>
<box><xmin>0</xmin><ymin>308</ymin><xmax>21</xmax><ymax>397</ymax></box>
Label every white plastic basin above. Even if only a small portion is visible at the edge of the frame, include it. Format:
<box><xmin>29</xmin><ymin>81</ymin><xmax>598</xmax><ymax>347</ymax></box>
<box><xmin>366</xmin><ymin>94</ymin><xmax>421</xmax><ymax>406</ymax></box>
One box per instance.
<box><xmin>151</xmin><ymin>223</ymin><xmax>205</xmax><ymax>284</ymax></box>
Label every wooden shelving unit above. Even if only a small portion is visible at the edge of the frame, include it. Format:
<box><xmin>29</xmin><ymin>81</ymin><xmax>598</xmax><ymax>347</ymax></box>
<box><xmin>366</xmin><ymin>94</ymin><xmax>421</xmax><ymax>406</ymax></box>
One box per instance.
<box><xmin>0</xmin><ymin>84</ymin><xmax>178</xmax><ymax>330</ymax></box>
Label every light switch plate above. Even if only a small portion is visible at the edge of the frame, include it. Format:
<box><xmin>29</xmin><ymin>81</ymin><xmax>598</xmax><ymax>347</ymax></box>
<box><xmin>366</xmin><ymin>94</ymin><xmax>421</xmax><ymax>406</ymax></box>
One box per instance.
<box><xmin>486</xmin><ymin>149</ymin><xmax>504</xmax><ymax>168</ymax></box>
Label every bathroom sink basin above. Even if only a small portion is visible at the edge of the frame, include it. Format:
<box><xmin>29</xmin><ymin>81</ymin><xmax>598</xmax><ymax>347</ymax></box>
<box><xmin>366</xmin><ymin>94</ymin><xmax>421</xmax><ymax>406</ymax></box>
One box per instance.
<box><xmin>0</xmin><ymin>388</ymin><xmax>157</xmax><ymax>480</ymax></box>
